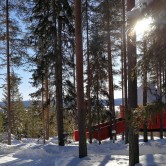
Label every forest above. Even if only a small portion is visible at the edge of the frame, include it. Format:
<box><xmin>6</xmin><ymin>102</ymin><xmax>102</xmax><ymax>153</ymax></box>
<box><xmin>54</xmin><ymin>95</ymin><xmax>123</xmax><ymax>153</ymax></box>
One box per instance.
<box><xmin>0</xmin><ymin>0</ymin><xmax>166</xmax><ymax>165</ymax></box>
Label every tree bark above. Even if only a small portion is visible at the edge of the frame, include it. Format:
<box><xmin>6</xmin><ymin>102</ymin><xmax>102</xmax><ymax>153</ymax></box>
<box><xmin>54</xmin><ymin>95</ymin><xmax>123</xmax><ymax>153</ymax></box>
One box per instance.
<box><xmin>6</xmin><ymin>0</ymin><xmax>11</xmax><ymax>145</ymax></box>
<box><xmin>41</xmin><ymin>78</ymin><xmax>45</xmax><ymax>144</ymax></box>
<box><xmin>107</xmin><ymin>0</ymin><xmax>114</xmax><ymax>141</ymax></box>
<box><xmin>45</xmin><ymin>72</ymin><xmax>50</xmax><ymax>140</ymax></box>
<box><xmin>52</xmin><ymin>0</ymin><xmax>64</xmax><ymax>146</ymax></box>
<box><xmin>159</xmin><ymin>66</ymin><xmax>163</xmax><ymax>139</ymax></box>
<box><xmin>143</xmin><ymin>40</ymin><xmax>148</xmax><ymax>142</ymax></box>
<box><xmin>86</xmin><ymin>0</ymin><xmax>92</xmax><ymax>144</ymax></box>
<box><xmin>75</xmin><ymin>0</ymin><xmax>87</xmax><ymax>158</ymax></box>
<box><xmin>127</xmin><ymin>0</ymin><xmax>139</xmax><ymax>165</ymax></box>
<box><xmin>56</xmin><ymin>15</ymin><xmax>64</xmax><ymax>146</ymax></box>
<box><xmin>122</xmin><ymin>0</ymin><xmax>129</xmax><ymax>144</ymax></box>
<box><xmin>97</xmin><ymin>65</ymin><xmax>101</xmax><ymax>145</ymax></box>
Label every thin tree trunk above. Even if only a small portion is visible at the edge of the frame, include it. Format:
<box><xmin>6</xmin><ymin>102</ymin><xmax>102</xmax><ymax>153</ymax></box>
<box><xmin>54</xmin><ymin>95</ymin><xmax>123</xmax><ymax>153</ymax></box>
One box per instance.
<box><xmin>122</xmin><ymin>0</ymin><xmax>129</xmax><ymax>144</ymax></box>
<box><xmin>6</xmin><ymin>0</ymin><xmax>11</xmax><ymax>145</ymax></box>
<box><xmin>159</xmin><ymin>111</ymin><xmax>163</xmax><ymax>139</ymax></box>
<box><xmin>41</xmin><ymin>78</ymin><xmax>45</xmax><ymax>144</ymax></box>
<box><xmin>127</xmin><ymin>0</ymin><xmax>139</xmax><ymax>165</ymax></box>
<box><xmin>97</xmin><ymin>66</ymin><xmax>101</xmax><ymax>145</ymax></box>
<box><xmin>52</xmin><ymin>0</ymin><xmax>64</xmax><ymax>146</ymax></box>
<box><xmin>121</xmin><ymin>36</ymin><xmax>125</xmax><ymax>141</ymax></box>
<box><xmin>56</xmin><ymin>14</ymin><xmax>64</xmax><ymax>146</ymax></box>
<box><xmin>45</xmin><ymin>72</ymin><xmax>50</xmax><ymax>140</ymax></box>
<box><xmin>143</xmin><ymin>40</ymin><xmax>148</xmax><ymax>142</ymax></box>
<box><xmin>159</xmin><ymin>66</ymin><xmax>163</xmax><ymax>139</ymax></box>
<box><xmin>86</xmin><ymin>0</ymin><xmax>92</xmax><ymax>144</ymax></box>
<box><xmin>150</xmin><ymin>132</ymin><xmax>154</xmax><ymax>140</ymax></box>
<box><xmin>107</xmin><ymin>0</ymin><xmax>114</xmax><ymax>141</ymax></box>
<box><xmin>72</xmin><ymin>45</ymin><xmax>76</xmax><ymax>92</ymax></box>
<box><xmin>75</xmin><ymin>0</ymin><xmax>87</xmax><ymax>158</ymax></box>
<box><xmin>72</xmin><ymin>42</ymin><xmax>76</xmax><ymax>130</ymax></box>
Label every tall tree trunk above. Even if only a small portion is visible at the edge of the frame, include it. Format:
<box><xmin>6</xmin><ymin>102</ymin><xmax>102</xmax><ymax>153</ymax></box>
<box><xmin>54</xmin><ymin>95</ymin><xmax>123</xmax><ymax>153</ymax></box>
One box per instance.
<box><xmin>143</xmin><ymin>40</ymin><xmax>148</xmax><ymax>142</ymax></box>
<box><xmin>127</xmin><ymin>0</ymin><xmax>139</xmax><ymax>165</ymax></box>
<box><xmin>107</xmin><ymin>0</ymin><xmax>114</xmax><ymax>141</ymax></box>
<box><xmin>122</xmin><ymin>0</ymin><xmax>129</xmax><ymax>144</ymax></box>
<box><xmin>41</xmin><ymin>78</ymin><xmax>45</xmax><ymax>144</ymax></box>
<box><xmin>121</xmin><ymin>40</ymin><xmax>124</xmax><ymax>140</ymax></box>
<box><xmin>97</xmin><ymin>65</ymin><xmax>101</xmax><ymax>145</ymax></box>
<box><xmin>51</xmin><ymin>0</ymin><xmax>63</xmax><ymax>146</ymax></box>
<box><xmin>56</xmin><ymin>14</ymin><xmax>64</xmax><ymax>146</ymax></box>
<box><xmin>6</xmin><ymin>0</ymin><xmax>11</xmax><ymax>145</ymax></box>
<box><xmin>86</xmin><ymin>0</ymin><xmax>92</xmax><ymax>144</ymax></box>
<box><xmin>72</xmin><ymin>42</ymin><xmax>76</xmax><ymax>131</ymax></box>
<box><xmin>159</xmin><ymin>66</ymin><xmax>163</xmax><ymax>139</ymax></box>
<box><xmin>45</xmin><ymin>72</ymin><xmax>50</xmax><ymax>140</ymax></box>
<box><xmin>75</xmin><ymin>0</ymin><xmax>87</xmax><ymax>158</ymax></box>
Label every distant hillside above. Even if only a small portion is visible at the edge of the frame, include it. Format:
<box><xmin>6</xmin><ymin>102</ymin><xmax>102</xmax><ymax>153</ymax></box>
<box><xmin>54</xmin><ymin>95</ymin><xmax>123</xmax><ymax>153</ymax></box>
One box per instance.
<box><xmin>114</xmin><ymin>98</ymin><xmax>122</xmax><ymax>106</ymax></box>
<box><xmin>0</xmin><ymin>100</ymin><xmax>31</xmax><ymax>108</ymax></box>
<box><xmin>23</xmin><ymin>101</ymin><xmax>31</xmax><ymax>108</ymax></box>
<box><xmin>0</xmin><ymin>98</ymin><xmax>122</xmax><ymax>109</ymax></box>
<box><xmin>102</xmin><ymin>98</ymin><xmax>122</xmax><ymax>106</ymax></box>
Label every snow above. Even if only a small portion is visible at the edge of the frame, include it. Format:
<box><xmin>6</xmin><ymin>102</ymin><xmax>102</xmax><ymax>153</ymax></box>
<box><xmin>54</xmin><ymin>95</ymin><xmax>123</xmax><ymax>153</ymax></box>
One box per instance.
<box><xmin>127</xmin><ymin>0</ymin><xmax>154</xmax><ymax>20</ymax></box>
<box><xmin>0</xmin><ymin>135</ymin><xmax>166</xmax><ymax>166</ymax></box>
<box><xmin>137</xmin><ymin>84</ymin><xmax>158</xmax><ymax>105</ymax></box>
<box><xmin>127</xmin><ymin>7</ymin><xmax>141</xmax><ymax>20</ymax></box>
<box><xmin>127</xmin><ymin>0</ymin><xmax>166</xmax><ymax>32</ymax></box>
<box><xmin>140</xmin><ymin>0</ymin><xmax>154</xmax><ymax>6</ymax></box>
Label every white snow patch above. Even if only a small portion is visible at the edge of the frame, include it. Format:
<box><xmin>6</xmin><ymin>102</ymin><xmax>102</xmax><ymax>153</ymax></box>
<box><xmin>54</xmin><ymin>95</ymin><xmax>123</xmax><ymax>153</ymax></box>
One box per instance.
<box><xmin>0</xmin><ymin>135</ymin><xmax>166</xmax><ymax>165</ymax></box>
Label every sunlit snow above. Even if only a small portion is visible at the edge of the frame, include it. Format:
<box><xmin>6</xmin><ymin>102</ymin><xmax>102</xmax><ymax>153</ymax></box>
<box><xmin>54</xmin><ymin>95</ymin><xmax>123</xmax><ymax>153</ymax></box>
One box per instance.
<box><xmin>0</xmin><ymin>135</ymin><xmax>166</xmax><ymax>166</ymax></box>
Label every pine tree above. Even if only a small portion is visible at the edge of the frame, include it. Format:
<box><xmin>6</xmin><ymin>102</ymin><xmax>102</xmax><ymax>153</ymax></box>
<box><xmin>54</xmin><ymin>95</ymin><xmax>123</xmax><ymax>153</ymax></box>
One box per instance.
<box><xmin>127</xmin><ymin>0</ymin><xmax>139</xmax><ymax>165</ymax></box>
<box><xmin>20</xmin><ymin>0</ymin><xmax>74</xmax><ymax>146</ymax></box>
<box><xmin>1</xmin><ymin>71</ymin><xmax>25</xmax><ymax>139</ymax></box>
<box><xmin>88</xmin><ymin>0</ymin><xmax>122</xmax><ymax>141</ymax></box>
<box><xmin>75</xmin><ymin>0</ymin><xmax>87</xmax><ymax>158</ymax></box>
<box><xmin>26</xmin><ymin>100</ymin><xmax>42</xmax><ymax>138</ymax></box>
<box><xmin>0</xmin><ymin>0</ymin><xmax>27</xmax><ymax>66</ymax></box>
<box><xmin>0</xmin><ymin>0</ymin><xmax>29</xmax><ymax>145</ymax></box>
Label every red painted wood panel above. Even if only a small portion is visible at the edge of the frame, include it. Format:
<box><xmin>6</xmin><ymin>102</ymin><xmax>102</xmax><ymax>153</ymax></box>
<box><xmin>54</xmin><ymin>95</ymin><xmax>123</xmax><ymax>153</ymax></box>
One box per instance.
<box><xmin>73</xmin><ymin>110</ymin><xmax>166</xmax><ymax>141</ymax></box>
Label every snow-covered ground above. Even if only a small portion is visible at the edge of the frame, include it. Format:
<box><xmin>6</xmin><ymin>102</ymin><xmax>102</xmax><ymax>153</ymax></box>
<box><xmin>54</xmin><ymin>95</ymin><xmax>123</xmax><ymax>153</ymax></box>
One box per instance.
<box><xmin>0</xmin><ymin>134</ymin><xmax>166</xmax><ymax>166</ymax></box>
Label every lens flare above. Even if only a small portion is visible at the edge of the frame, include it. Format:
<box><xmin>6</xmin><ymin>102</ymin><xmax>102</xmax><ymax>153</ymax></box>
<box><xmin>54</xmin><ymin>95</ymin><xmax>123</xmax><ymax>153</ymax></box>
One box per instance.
<box><xmin>134</xmin><ymin>18</ymin><xmax>152</xmax><ymax>34</ymax></box>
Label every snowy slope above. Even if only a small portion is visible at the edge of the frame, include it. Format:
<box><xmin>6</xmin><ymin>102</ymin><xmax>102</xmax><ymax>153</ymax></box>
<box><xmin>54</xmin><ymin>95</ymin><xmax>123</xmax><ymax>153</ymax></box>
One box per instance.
<box><xmin>0</xmin><ymin>135</ymin><xmax>166</xmax><ymax>166</ymax></box>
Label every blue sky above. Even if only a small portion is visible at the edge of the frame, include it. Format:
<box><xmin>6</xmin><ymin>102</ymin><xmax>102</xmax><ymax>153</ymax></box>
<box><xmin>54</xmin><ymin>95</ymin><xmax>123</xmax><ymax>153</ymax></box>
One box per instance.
<box><xmin>0</xmin><ymin>66</ymin><xmax>122</xmax><ymax>101</ymax></box>
<box><xmin>0</xmin><ymin>67</ymin><xmax>36</xmax><ymax>101</ymax></box>
<box><xmin>16</xmin><ymin>68</ymin><xmax>36</xmax><ymax>100</ymax></box>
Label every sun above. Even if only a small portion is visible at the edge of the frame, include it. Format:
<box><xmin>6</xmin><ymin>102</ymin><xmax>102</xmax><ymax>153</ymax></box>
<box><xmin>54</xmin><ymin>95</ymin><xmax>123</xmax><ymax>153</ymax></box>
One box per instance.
<box><xmin>134</xmin><ymin>17</ymin><xmax>152</xmax><ymax>35</ymax></box>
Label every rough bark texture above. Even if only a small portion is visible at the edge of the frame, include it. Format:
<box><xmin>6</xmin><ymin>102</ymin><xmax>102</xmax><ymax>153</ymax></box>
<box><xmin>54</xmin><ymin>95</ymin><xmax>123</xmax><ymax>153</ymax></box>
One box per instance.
<box><xmin>127</xmin><ymin>0</ymin><xmax>139</xmax><ymax>165</ymax></box>
<box><xmin>75</xmin><ymin>0</ymin><xmax>87</xmax><ymax>158</ymax></box>
<box><xmin>127</xmin><ymin>32</ymin><xmax>139</xmax><ymax>165</ymax></box>
<box><xmin>86</xmin><ymin>0</ymin><xmax>92</xmax><ymax>144</ymax></box>
<box><xmin>143</xmin><ymin>41</ymin><xmax>148</xmax><ymax>142</ymax></box>
<box><xmin>45</xmin><ymin>74</ymin><xmax>50</xmax><ymax>140</ymax></box>
<box><xmin>56</xmin><ymin>16</ymin><xmax>64</xmax><ymax>146</ymax></box>
<box><xmin>122</xmin><ymin>0</ymin><xmax>129</xmax><ymax>144</ymax></box>
<box><xmin>107</xmin><ymin>0</ymin><xmax>114</xmax><ymax>141</ymax></box>
<box><xmin>42</xmin><ymin>80</ymin><xmax>45</xmax><ymax>144</ymax></box>
<box><xmin>159</xmin><ymin>67</ymin><xmax>163</xmax><ymax>139</ymax></box>
<box><xmin>6</xmin><ymin>0</ymin><xmax>11</xmax><ymax>145</ymax></box>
